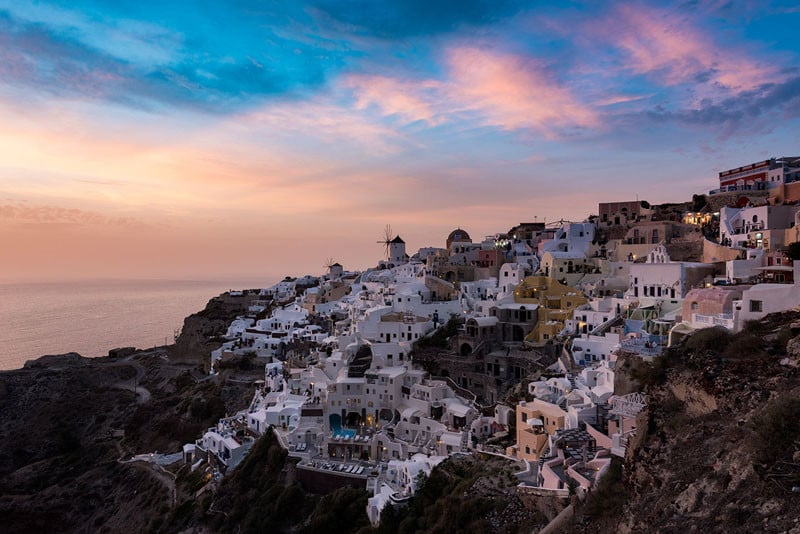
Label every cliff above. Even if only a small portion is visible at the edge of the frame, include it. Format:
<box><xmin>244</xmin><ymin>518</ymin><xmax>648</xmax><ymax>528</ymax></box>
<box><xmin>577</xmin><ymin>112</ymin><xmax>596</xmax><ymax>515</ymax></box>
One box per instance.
<box><xmin>6</xmin><ymin>295</ymin><xmax>800</xmax><ymax>533</ymax></box>
<box><xmin>569</xmin><ymin>313</ymin><xmax>800</xmax><ymax>533</ymax></box>
<box><xmin>170</xmin><ymin>290</ymin><xmax>264</xmax><ymax>366</ymax></box>
<box><xmin>0</xmin><ymin>290</ymin><xmax>266</xmax><ymax>533</ymax></box>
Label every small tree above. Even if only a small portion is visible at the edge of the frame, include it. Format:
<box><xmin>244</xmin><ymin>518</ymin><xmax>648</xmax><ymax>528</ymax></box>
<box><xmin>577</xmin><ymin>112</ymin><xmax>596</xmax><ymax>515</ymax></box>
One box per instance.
<box><xmin>413</xmin><ymin>471</ymin><xmax>428</xmax><ymax>493</ymax></box>
<box><xmin>786</xmin><ymin>241</ymin><xmax>800</xmax><ymax>261</ymax></box>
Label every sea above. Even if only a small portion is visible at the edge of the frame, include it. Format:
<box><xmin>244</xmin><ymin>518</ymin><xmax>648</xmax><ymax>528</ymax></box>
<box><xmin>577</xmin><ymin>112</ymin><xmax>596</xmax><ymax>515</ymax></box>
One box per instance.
<box><xmin>0</xmin><ymin>278</ymin><xmax>270</xmax><ymax>371</ymax></box>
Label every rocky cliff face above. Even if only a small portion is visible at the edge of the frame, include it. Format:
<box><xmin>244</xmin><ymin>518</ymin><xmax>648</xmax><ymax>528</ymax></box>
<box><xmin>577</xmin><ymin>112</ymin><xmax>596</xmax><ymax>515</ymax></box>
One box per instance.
<box><xmin>0</xmin><ymin>348</ymin><xmax>256</xmax><ymax>533</ymax></box>
<box><xmin>573</xmin><ymin>313</ymin><xmax>800</xmax><ymax>533</ymax></box>
<box><xmin>171</xmin><ymin>291</ymin><xmax>263</xmax><ymax>365</ymax></box>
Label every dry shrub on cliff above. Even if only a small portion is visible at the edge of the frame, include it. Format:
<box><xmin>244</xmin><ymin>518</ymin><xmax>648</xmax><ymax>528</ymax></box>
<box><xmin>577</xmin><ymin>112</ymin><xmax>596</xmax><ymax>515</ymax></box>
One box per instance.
<box><xmin>584</xmin><ymin>458</ymin><xmax>625</xmax><ymax>520</ymax></box>
<box><xmin>685</xmin><ymin>326</ymin><xmax>732</xmax><ymax>354</ymax></box>
<box><xmin>628</xmin><ymin>355</ymin><xmax>670</xmax><ymax>389</ymax></box>
<box><xmin>753</xmin><ymin>394</ymin><xmax>800</xmax><ymax>466</ymax></box>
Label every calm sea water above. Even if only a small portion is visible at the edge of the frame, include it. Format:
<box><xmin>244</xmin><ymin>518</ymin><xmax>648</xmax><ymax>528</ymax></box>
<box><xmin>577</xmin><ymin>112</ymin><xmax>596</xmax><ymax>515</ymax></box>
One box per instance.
<box><xmin>0</xmin><ymin>279</ymin><xmax>269</xmax><ymax>370</ymax></box>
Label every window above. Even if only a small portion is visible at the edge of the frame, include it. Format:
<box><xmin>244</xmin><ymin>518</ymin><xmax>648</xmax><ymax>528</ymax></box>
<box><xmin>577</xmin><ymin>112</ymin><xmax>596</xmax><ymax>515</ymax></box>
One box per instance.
<box><xmin>691</xmin><ymin>302</ymin><xmax>698</xmax><ymax>310</ymax></box>
<box><xmin>521</xmin><ymin>412</ymin><xmax>527</xmax><ymax>422</ymax></box>
<box><xmin>750</xmin><ymin>300</ymin><xmax>763</xmax><ymax>312</ymax></box>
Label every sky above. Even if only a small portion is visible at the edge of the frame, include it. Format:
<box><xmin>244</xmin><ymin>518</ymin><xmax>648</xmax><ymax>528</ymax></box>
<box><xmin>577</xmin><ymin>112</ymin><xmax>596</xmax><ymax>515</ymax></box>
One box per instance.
<box><xmin>1</xmin><ymin>1</ymin><xmax>799</xmax><ymax>283</ymax></box>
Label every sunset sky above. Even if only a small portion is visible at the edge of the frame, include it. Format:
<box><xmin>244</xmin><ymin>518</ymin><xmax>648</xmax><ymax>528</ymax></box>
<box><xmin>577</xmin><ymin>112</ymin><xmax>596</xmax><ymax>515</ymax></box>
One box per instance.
<box><xmin>1</xmin><ymin>1</ymin><xmax>799</xmax><ymax>283</ymax></box>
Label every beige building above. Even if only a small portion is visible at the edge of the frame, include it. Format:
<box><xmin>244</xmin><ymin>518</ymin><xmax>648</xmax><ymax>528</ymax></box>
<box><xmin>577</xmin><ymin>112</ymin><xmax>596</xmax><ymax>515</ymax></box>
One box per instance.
<box><xmin>539</xmin><ymin>251</ymin><xmax>600</xmax><ymax>286</ymax></box>
<box><xmin>509</xmin><ymin>399</ymin><xmax>567</xmax><ymax>461</ymax></box>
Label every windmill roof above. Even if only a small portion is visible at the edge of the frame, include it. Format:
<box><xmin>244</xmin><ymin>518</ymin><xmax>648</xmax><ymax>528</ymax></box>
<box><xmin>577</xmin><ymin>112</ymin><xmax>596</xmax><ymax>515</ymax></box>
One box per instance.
<box><xmin>391</xmin><ymin>236</ymin><xmax>405</xmax><ymax>244</ymax></box>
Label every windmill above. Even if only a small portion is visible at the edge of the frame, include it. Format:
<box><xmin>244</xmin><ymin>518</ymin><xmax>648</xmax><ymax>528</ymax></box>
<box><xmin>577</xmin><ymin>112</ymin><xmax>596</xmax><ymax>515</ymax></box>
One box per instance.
<box><xmin>376</xmin><ymin>224</ymin><xmax>393</xmax><ymax>259</ymax></box>
<box><xmin>323</xmin><ymin>257</ymin><xmax>342</xmax><ymax>278</ymax></box>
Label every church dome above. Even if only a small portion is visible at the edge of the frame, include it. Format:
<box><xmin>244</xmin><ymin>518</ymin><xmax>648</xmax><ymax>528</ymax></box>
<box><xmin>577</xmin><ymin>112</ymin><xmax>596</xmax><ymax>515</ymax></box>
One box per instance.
<box><xmin>446</xmin><ymin>228</ymin><xmax>471</xmax><ymax>249</ymax></box>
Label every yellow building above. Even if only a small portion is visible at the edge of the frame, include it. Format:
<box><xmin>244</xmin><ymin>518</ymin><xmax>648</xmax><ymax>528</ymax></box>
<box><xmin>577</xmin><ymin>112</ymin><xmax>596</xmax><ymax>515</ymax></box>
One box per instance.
<box><xmin>514</xmin><ymin>276</ymin><xmax>587</xmax><ymax>344</ymax></box>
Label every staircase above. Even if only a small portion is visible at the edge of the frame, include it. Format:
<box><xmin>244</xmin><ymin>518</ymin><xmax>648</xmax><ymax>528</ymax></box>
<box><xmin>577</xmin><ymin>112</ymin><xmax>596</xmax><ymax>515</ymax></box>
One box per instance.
<box><xmin>460</xmin><ymin>430</ymin><xmax>470</xmax><ymax>452</ymax></box>
<box><xmin>347</xmin><ymin>346</ymin><xmax>373</xmax><ymax>378</ymax></box>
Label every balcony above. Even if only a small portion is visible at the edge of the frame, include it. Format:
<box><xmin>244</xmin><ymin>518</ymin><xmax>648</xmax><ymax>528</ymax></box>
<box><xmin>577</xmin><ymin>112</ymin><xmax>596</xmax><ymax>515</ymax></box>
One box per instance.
<box><xmin>692</xmin><ymin>313</ymin><xmax>734</xmax><ymax>330</ymax></box>
<box><xmin>709</xmin><ymin>182</ymin><xmax>770</xmax><ymax>195</ymax></box>
<box><xmin>619</xmin><ymin>338</ymin><xmax>664</xmax><ymax>356</ymax></box>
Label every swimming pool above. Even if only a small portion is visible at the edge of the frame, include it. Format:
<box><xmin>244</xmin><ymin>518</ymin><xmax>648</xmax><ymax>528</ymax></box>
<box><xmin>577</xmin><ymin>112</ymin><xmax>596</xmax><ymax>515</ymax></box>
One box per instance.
<box><xmin>329</xmin><ymin>414</ymin><xmax>356</xmax><ymax>439</ymax></box>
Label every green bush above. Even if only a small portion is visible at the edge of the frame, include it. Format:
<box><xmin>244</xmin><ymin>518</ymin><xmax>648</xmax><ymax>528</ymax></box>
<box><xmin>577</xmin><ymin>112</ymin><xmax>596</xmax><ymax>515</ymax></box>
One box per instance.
<box><xmin>301</xmin><ymin>487</ymin><xmax>369</xmax><ymax>534</ymax></box>
<box><xmin>414</xmin><ymin>317</ymin><xmax>460</xmax><ymax>350</ymax></box>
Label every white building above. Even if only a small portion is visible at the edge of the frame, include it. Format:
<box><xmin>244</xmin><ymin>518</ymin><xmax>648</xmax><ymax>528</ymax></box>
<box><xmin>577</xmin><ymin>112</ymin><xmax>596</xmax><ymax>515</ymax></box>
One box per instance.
<box><xmin>719</xmin><ymin>204</ymin><xmax>798</xmax><ymax>249</ymax></box>
<box><xmin>571</xmin><ymin>331</ymin><xmax>622</xmax><ymax>365</ymax></box>
<box><xmin>540</xmin><ymin>222</ymin><xmax>596</xmax><ymax>256</ymax></box>
<box><xmin>726</xmin><ymin>248</ymin><xmax>766</xmax><ymax>283</ymax></box>
<box><xmin>734</xmin><ymin>268</ymin><xmax>800</xmax><ymax>330</ymax></box>
<box><xmin>196</xmin><ymin>419</ymin><xmax>255</xmax><ymax>471</ymax></box>
<box><xmin>499</xmin><ymin>263</ymin><xmax>528</xmax><ymax>295</ymax></box>
<box><xmin>627</xmin><ymin>245</ymin><xmax>716</xmax><ymax>303</ymax></box>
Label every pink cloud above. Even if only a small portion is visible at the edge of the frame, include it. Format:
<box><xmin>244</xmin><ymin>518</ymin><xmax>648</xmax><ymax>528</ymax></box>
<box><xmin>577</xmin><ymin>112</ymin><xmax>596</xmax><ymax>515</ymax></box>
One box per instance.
<box><xmin>443</xmin><ymin>46</ymin><xmax>599</xmax><ymax>137</ymax></box>
<box><xmin>241</xmin><ymin>99</ymin><xmax>413</xmax><ymax>154</ymax></box>
<box><xmin>607</xmin><ymin>5</ymin><xmax>778</xmax><ymax>96</ymax></box>
<box><xmin>339</xmin><ymin>48</ymin><xmax>600</xmax><ymax>138</ymax></box>
<box><xmin>0</xmin><ymin>203</ymin><xmax>147</xmax><ymax>228</ymax></box>
<box><xmin>344</xmin><ymin>74</ymin><xmax>444</xmax><ymax>125</ymax></box>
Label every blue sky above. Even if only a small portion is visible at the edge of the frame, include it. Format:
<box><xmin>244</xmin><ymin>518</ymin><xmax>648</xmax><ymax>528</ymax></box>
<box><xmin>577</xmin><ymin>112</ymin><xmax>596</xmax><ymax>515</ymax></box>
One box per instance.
<box><xmin>1</xmin><ymin>0</ymin><xmax>799</xmax><ymax>281</ymax></box>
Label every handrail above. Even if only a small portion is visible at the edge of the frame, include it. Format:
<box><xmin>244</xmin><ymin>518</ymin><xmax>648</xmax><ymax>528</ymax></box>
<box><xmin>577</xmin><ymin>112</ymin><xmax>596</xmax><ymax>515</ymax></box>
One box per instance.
<box><xmin>432</xmin><ymin>375</ymin><xmax>484</xmax><ymax>410</ymax></box>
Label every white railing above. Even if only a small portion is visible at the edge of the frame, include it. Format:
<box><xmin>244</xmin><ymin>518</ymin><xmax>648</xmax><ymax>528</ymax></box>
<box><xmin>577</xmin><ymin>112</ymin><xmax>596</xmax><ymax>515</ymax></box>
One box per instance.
<box><xmin>691</xmin><ymin>313</ymin><xmax>734</xmax><ymax>330</ymax></box>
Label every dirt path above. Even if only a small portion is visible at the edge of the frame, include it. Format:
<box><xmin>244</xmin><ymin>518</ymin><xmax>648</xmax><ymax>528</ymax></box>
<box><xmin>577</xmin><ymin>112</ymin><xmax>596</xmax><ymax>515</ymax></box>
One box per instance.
<box><xmin>97</xmin><ymin>355</ymin><xmax>152</xmax><ymax>404</ymax></box>
<box><xmin>131</xmin><ymin>461</ymin><xmax>177</xmax><ymax>507</ymax></box>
